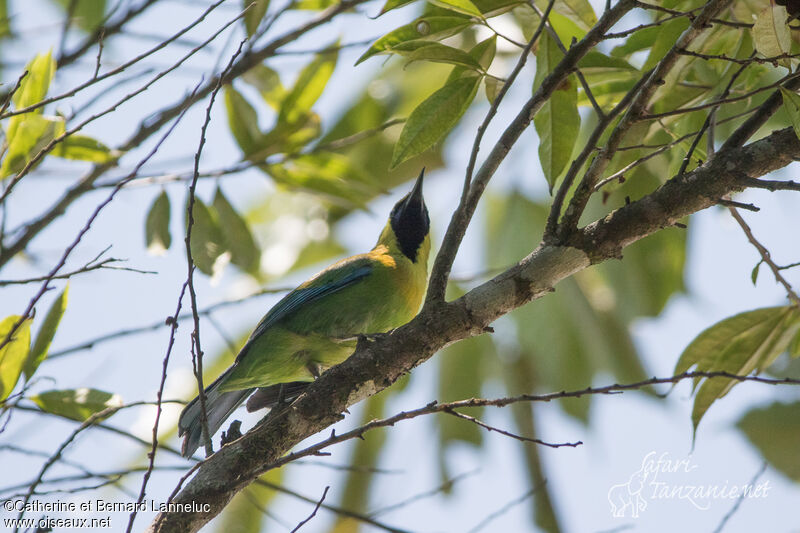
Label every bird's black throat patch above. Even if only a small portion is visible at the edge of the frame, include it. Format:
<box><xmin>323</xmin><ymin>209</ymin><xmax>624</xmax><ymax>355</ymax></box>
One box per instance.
<box><xmin>390</xmin><ymin>194</ymin><xmax>429</xmax><ymax>262</ymax></box>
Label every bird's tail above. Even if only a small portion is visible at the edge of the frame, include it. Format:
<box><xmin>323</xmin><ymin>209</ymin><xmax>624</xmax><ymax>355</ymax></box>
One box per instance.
<box><xmin>178</xmin><ymin>368</ymin><xmax>252</xmax><ymax>458</ymax></box>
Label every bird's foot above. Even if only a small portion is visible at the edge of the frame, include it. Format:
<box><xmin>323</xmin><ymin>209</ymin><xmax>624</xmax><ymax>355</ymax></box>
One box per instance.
<box><xmin>306</xmin><ymin>362</ymin><xmax>323</xmax><ymax>380</ymax></box>
<box><xmin>356</xmin><ymin>331</ymin><xmax>389</xmax><ymax>346</ymax></box>
<box><xmin>275</xmin><ymin>383</ymin><xmax>287</xmax><ymax>405</ymax></box>
<box><xmin>220</xmin><ymin>420</ymin><xmax>242</xmax><ymax>447</ymax></box>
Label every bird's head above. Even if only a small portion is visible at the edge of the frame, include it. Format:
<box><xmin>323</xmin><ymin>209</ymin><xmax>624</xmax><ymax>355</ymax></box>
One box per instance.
<box><xmin>388</xmin><ymin>169</ymin><xmax>429</xmax><ymax>262</ymax></box>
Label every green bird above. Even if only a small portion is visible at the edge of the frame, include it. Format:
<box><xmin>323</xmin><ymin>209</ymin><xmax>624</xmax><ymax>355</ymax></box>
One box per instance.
<box><xmin>179</xmin><ymin>170</ymin><xmax>430</xmax><ymax>457</ymax></box>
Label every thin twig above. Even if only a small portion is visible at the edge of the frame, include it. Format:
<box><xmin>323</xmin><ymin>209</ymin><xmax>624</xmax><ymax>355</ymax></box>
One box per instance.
<box><xmin>13</xmin><ymin>402</ymin><xmax>152</xmax><ymax>530</ymax></box>
<box><xmin>0</xmin><ymin>69</ymin><xmax>28</xmax><ymax>116</ymax></box>
<box><xmin>256</xmin><ymin>480</ymin><xmax>410</xmax><ymax>533</ymax></box>
<box><xmin>728</xmin><ymin>207</ymin><xmax>800</xmax><ymax>306</ymax></box>
<box><xmin>118</xmin><ymin>86</ymin><xmax>205</xmax><ymax>533</ymax></box>
<box><xmin>290</xmin><ymin>486</ymin><xmax>329</xmax><ymax>533</ymax></box>
<box><xmin>56</xmin><ymin>0</ymin><xmax>160</xmax><ymax>71</ymax></box>
<box><xmin>739</xmin><ymin>177</ymin><xmax>800</xmax><ymax>192</ymax></box>
<box><xmin>0</xmin><ymin>255</ymin><xmax>154</xmax><ymax>286</ymax></box>
<box><xmin>677</xmin><ymin>55</ymin><xmax>752</xmax><ymax>177</ymax></box>
<box><xmin>188</xmin><ymin>38</ymin><xmax>249</xmax><ymax>462</ymax></box>
<box><xmin>0</xmin><ymin>0</ymin><xmax>375</xmax><ymax>270</ymax></box>
<box><xmin>0</xmin><ymin>79</ymin><xmax>198</xmax><ymax>357</ymax></box>
<box><xmin>126</xmin><ymin>39</ymin><xmax>248</xmax><ymax>533</ymax></box>
<box><xmin>0</xmin><ymin>0</ymin><xmax>246</xmax><ymax>220</ymax></box>
<box><xmin>252</xmin><ymin>370</ymin><xmax>800</xmax><ymax>479</ymax></box>
<box><xmin>47</xmin><ymin>285</ymin><xmax>293</xmax><ymax>359</ymax></box>
<box><xmin>369</xmin><ymin>469</ymin><xmax>479</xmax><ymax>517</ymax></box>
<box><xmin>467</xmin><ymin>484</ymin><xmax>543</xmax><ymax>533</ymax></box>
<box><xmin>93</xmin><ymin>29</ymin><xmax>105</xmax><ymax>79</ymax></box>
<box><xmin>443</xmin><ymin>408</ymin><xmax>581</xmax><ymax>448</ymax></box>
<box><xmin>0</xmin><ymin>0</ymin><xmax>227</xmax><ymax>120</ymax></box>
<box><xmin>530</xmin><ymin>1</ymin><xmax>604</xmax><ymax>118</ymax></box>
<box><xmin>712</xmin><ymin>462</ymin><xmax>768</xmax><ymax>533</ymax></box>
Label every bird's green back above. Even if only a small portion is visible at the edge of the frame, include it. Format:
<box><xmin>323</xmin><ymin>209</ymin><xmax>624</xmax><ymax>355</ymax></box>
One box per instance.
<box><xmin>219</xmin><ymin>220</ymin><xmax>430</xmax><ymax>391</ymax></box>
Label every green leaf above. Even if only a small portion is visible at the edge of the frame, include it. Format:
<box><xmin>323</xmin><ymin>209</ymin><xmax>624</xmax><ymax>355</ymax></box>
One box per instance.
<box><xmin>751</xmin><ymin>260</ymin><xmax>762</xmax><ymax>285</ymax></box>
<box><xmin>738</xmin><ymin>401</ymin><xmax>800</xmax><ymax>481</ymax></box>
<box><xmin>535</xmin><ymin>84</ymin><xmax>580</xmax><ymax>191</ymax></box>
<box><xmin>780</xmin><ymin>87</ymin><xmax>800</xmax><ymax>140</ymax></box>
<box><xmin>243</xmin><ymin>0</ymin><xmax>270</xmax><ymax>37</ymax></box>
<box><xmin>0</xmin><ymin>0</ymin><xmax>11</xmax><ymax>37</ymax></box>
<box><xmin>537</xmin><ymin>0</ymin><xmax>595</xmax><ymax>31</ymax></box>
<box><xmin>790</xmin><ymin>329</ymin><xmax>800</xmax><ymax>358</ymax></box>
<box><xmin>446</xmin><ymin>35</ymin><xmax>496</xmax><ymax>83</ymax></box>
<box><xmin>643</xmin><ymin>18</ymin><xmax>690</xmax><ymax>72</ymax></box>
<box><xmin>242</xmin><ymin>64</ymin><xmax>285</xmax><ymax>110</ymax></box>
<box><xmin>12</xmin><ymin>50</ymin><xmax>56</xmax><ymax>110</ymax></box>
<box><xmin>53</xmin><ymin>134</ymin><xmax>115</xmax><ymax>163</ymax></box>
<box><xmin>484</xmin><ymin>76</ymin><xmax>501</xmax><ymax>103</ymax></box>
<box><xmin>752</xmin><ymin>5</ymin><xmax>791</xmax><ymax>60</ymax></box>
<box><xmin>534</xmin><ymin>33</ymin><xmax>580</xmax><ymax>191</ymax></box>
<box><xmin>404</xmin><ymin>42</ymin><xmax>485</xmax><ymax>71</ymax></box>
<box><xmin>31</xmin><ymin>388</ymin><xmax>122</xmax><ymax>422</ymax></box>
<box><xmin>610</xmin><ymin>25</ymin><xmax>659</xmax><ymax>58</ymax></box>
<box><xmin>213</xmin><ymin>188</ymin><xmax>261</xmax><ymax>274</ymax></box>
<box><xmin>24</xmin><ymin>286</ymin><xmax>68</xmax><ymax>381</ymax></box>
<box><xmin>278</xmin><ymin>46</ymin><xmax>338</xmax><ymax>127</ymax></box>
<box><xmin>473</xmin><ymin>0</ymin><xmax>525</xmax><ymax>17</ymax></box>
<box><xmin>391</xmin><ymin>75</ymin><xmax>480</xmax><ymax>169</ymax></box>
<box><xmin>379</xmin><ymin>0</ymin><xmax>418</xmax><ymax>15</ymax></box>
<box><xmin>263</xmin><ymin>153</ymin><xmax>374</xmax><ymax>208</ymax></box>
<box><xmin>187</xmin><ymin>197</ymin><xmax>227</xmax><ymax>277</ymax></box>
<box><xmin>356</xmin><ymin>17</ymin><xmax>472</xmax><ymax>64</ymax></box>
<box><xmin>0</xmin><ymin>316</ymin><xmax>31</xmax><ymax>401</ymax></box>
<box><xmin>381</xmin><ymin>0</ymin><xmax>519</xmax><ymax>17</ymax></box>
<box><xmin>674</xmin><ymin>307</ymin><xmax>800</xmax><ymax>434</ymax></box>
<box><xmin>146</xmin><ymin>190</ymin><xmax>172</xmax><ymax>255</ymax></box>
<box><xmin>2</xmin><ymin>115</ymin><xmax>64</xmax><ymax>178</ymax></box>
<box><xmin>577</xmin><ymin>50</ymin><xmax>638</xmax><ymax>77</ymax></box>
<box><xmin>548</xmin><ymin>10</ymin><xmax>586</xmax><ymax>44</ymax></box>
<box><xmin>429</xmin><ymin>0</ymin><xmax>483</xmax><ymax>18</ymax></box>
<box><xmin>225</xmin><ymin>86</ymin><xmax>262</xmax><ymax>157</ymax></box>
<box><xmin>55</xmin><ymin>0</ymin><xmax>106</xmax><ymax>33</ymax></box>
<box><xmin>292</xmin><ymin>0</ymin><xmax>335</xmax><ymax>7</ymax></box>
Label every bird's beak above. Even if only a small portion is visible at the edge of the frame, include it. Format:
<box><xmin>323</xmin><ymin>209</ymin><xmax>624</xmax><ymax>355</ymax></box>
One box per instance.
<box><xmin>392</xmin><ymin>168</ymin><xmax>428</xmax><ymax>225</ymax></box>
<box><xmin>402</xmin><ymin>168</ymin><xmax>425</xmax><ymax>212</ymax></box>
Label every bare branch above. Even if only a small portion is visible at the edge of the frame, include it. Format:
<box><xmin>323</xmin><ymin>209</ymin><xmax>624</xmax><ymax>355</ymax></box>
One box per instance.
<box><xmin>127</xmin><ymin>39</ymin><xmax>248</xmax><ymax>532</ymax></box>
<box><xmin>443</xmin><ymin>408</ymin><xmax>581</xmax><ymax>448</ymax></box>
<box><xmin>728</xmin><ymin>207</ymin><xmax>800</xmax><ymax>306</ymax></box>
<box><xmin>290</xmin><ymin>486</ymin><xmax>329</xmax><ymax>533</ymax></box>
<box><xmin>47</xmin><ymin>285</ymin><xmax>293</xmax><ymax>359</ymax></box>
<box><xmin>0</xmin><ymin>253</ymin><xmax>154</xmax><ymax>286</ymax></box>
<box><xmin>0</xmin><ymin>0</ymin><xmax>226</xmax><ymax>120</ymax></box>
<box><xmin>712</xmin><ymin>462</ymin><xmax>768</xmax><ymax>533</ymax></box>
<box><xmin>256</xmin><ymin>480</ymin><xmax>410</xmax><ymax>533</ymax></box>
<box><xmin>467</xmin><ymin>485</ymin><xmax>542</xmax><ymax>533</ymax></box>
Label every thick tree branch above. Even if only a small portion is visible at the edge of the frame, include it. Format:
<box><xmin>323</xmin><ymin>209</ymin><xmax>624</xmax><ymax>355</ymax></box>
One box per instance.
<box><xmin>147</xmin><ymin>119</ymin><xmax>800</xmax><ymax>532</ymax></box>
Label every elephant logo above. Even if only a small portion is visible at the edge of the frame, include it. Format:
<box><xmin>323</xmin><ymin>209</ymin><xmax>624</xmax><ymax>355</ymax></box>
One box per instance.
<box><xmin>608</xmin><ymin>463</ymin><xmax>649</xmax><ymax>518</ymax></box>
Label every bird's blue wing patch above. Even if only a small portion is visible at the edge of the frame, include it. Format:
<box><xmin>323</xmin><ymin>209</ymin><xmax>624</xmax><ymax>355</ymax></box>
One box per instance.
<box><xmin>248</xmin><ymin>263</ymin><xmax>373</xmax><ymax>343</ymax></box>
